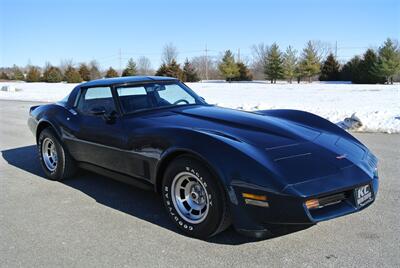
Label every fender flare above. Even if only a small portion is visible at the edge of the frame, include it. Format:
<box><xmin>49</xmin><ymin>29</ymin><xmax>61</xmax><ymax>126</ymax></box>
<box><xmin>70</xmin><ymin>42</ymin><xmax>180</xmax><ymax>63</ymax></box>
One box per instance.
<box><xmin>154</xmin><ymin>147</ymin><xmax>227</xmax><ymax>194</ymax></box>
<box><xmin>36</xmin><ymin>119</ymin><xmax>62</xmax><ymax>143</ymax></box>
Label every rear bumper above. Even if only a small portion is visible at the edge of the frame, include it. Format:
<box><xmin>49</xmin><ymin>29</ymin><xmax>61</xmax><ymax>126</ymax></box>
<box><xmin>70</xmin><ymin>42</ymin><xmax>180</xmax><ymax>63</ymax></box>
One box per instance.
<box><xmin>229</xmin><ymin>172</ymin><xmax>378</xmax><ymax>237</ymax></box>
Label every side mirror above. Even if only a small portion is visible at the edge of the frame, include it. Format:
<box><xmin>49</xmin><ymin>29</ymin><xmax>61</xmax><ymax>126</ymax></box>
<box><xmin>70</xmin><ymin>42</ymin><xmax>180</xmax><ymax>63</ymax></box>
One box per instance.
<box><xmin>89</xmin><ymin>106</ymin><xmax>106</xmax><ymax>116</ymax></box>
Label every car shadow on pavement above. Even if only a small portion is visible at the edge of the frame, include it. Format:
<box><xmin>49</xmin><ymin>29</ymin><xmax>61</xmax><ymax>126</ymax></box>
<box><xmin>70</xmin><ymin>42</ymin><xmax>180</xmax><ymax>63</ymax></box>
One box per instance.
<box><xmin>2</xmin><ymin>145</ymin><xmax>312</xmax><ymax>245</ymax></box>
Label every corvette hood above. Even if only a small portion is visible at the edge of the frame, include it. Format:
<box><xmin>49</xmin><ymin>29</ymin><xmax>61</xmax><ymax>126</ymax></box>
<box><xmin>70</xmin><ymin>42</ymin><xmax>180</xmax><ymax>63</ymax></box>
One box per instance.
<box><xmin>176</xmin><ymin>105</ymin><xmax>368</xmax><ymax>156</ymax></box>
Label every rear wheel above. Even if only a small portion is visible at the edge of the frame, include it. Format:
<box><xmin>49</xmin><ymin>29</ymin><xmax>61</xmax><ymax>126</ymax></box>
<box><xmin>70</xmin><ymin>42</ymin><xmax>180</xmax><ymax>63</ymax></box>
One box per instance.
<box><xmin>38</xmin><ymin>128</ymin><xmax>76</xmax><ymax>180</ymax></box>
<box><xmin>162</xmin><ymin>156</ymin><xmax>230</xmax><ymax>239</ymax></box>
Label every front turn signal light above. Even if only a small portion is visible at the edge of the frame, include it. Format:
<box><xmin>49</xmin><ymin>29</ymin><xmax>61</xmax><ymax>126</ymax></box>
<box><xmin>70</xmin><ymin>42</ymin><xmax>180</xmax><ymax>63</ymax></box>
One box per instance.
<box><xmin>305</xmin><ymin>199</ymin><xmax>320</xmax><ymax>209</ymax></box>
<box><xmin>242</xmin><ymin>193</ymin><xmax>269</xmax><ymax>208</ymax></box>
<box><xmin>242</xmin><ymin>193</ymin><xmax>267</xmax><ymax>201</ymax></box>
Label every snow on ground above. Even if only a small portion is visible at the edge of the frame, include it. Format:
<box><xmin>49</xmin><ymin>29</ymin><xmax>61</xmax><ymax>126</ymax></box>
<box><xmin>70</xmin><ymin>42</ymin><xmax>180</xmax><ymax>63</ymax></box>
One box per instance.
<box><xmin>0</xmin><ymin>82</ymin><xmax>75</xmax><ymax>102</ymax></box>
<box><xmin>0</xmin><ymin>81</ymin><xmax>399</xmax><ymax>133</ymax></box>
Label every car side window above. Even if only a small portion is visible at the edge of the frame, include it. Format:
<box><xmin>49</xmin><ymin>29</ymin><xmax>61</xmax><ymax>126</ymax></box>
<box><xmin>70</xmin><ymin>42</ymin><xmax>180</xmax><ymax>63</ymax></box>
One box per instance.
<box><xmin>77</xmin><ymin>87</ymin><xmax>116</xmax><ymax>115</ymax></box>
<box><xmin>116</xmin><ymin>86</ymin><xmax>152</xmax><ymax>113</ymax></box>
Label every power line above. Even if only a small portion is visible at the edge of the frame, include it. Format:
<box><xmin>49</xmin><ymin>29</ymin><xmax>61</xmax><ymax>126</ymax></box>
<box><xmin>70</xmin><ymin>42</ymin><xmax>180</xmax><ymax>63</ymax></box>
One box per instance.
<box><xmin>337</xmin><ymin>46</ymin><xmax>370</xmax><ymax>50</ymax></box>
<box><xmin>120</xmin><ymin>49</ymin><xmax>206</xmax><ymax>56</ymax></box>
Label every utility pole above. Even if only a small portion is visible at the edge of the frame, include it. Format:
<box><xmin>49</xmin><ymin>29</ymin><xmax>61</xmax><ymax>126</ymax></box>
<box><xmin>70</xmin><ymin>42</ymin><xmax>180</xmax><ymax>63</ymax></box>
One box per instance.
<box><xmin>237</xmin><ymin>48</ymin><xmax>241</xmax><ymax>62</ymax></box>
<box><xmin>335</xmin><ymin>41</ymin><xmax>338</xmax><ymax>58</ymax></box>
<box><xmin>205</xmin><ymin>44</ymin><xmax>209</xmax><ymax>81</ymax></box>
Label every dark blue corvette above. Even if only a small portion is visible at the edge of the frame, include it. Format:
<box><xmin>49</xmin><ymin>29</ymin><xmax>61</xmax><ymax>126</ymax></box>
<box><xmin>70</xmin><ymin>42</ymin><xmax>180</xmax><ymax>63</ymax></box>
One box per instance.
<box><xmin>28</xmin><ymin>76</ymin><xmax>379</xmax><ymax>239</ymax></box>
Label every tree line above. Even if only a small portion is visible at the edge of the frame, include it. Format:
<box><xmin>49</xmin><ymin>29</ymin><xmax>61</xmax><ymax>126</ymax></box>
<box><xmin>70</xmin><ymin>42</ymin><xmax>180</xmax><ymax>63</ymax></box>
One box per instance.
<box><xmin>0</xmin><ymin>58</ymin><xmax>154</xmax><ymax>83</ymax></box>
<box><xmin>242</xmin><ymin>38</ymin><xmax>399</xmax><ymax>84</ymax></box>
<box><xmin>1</xmin><ymin>38</ymin><xmax>399</xmax><ymax>84</ymax></box>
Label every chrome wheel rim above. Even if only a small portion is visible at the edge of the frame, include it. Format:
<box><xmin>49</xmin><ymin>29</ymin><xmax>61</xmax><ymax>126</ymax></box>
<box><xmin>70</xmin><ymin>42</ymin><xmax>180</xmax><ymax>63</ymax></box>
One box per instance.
<box><xmin>42</xmin><ymin>138</ymin><xmax>58</xmax><ymax>172</ymax></box>
<box><xmin>171</xmin><ymin>171</ymin><xmax>209</xmax><ymax>224</ymax></box>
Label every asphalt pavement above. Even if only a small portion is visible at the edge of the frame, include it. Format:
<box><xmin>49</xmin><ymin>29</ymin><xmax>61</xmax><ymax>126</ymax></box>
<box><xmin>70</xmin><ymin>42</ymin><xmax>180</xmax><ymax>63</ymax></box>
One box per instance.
<box><xmin>1</xmin><ymin>100</ymin><xmax>399</xmax><ymax>267</ymax></box>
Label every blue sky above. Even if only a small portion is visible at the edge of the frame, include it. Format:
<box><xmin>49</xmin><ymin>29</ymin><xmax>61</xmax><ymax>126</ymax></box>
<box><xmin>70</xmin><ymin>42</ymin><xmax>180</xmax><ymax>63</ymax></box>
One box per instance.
<box><xmin>1</xmin><ymin>0</ymin><xmax>399</xmax><ymax>69</ymax></box>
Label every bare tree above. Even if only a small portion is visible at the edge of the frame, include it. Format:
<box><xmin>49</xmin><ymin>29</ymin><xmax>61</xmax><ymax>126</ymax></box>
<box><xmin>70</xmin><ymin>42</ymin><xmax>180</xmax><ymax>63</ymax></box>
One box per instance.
<box><xmin>252</xmin><ymin>43</ymin><xmax>269</xmax><ymax>63</ymax></box>
<box><xmin>59</xmin><ymin>58</ymin><xmax>74</xmax><ymax>72</ymax></box>
<box><xmin>251</xmin><ymin>43</ymin><xmax>269</xmax><ymax>80</ymax></box>
<box><xmin>191</xmin><ymin>55</ymin><xmax>208</xmax><ymax>80</ymax></box>
<box><xmin>137</xmin><ymin>56</ymin><xmax>153</xmax><ymax>75</ymax></box>
<box><xmin>311</xmin><ymin>40</ymin><xmax>333</xmax><ymax>62</ymax></box>
<box><xmin>191</xmin><ymin>55</ymin><xmax>220</xmax><ymax>80</ymax></box>
<box><xmin>162</xmin><ymin>43</ymin><xmax>178</xmax><ymax>65</ymax></box>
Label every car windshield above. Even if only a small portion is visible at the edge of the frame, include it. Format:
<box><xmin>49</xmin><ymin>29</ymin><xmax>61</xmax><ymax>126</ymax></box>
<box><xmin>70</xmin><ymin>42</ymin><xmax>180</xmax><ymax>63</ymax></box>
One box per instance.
<box><xmin>116</xmin><ymin>81</ymin><xmax>207</xmax><ymax>114</ymax></box>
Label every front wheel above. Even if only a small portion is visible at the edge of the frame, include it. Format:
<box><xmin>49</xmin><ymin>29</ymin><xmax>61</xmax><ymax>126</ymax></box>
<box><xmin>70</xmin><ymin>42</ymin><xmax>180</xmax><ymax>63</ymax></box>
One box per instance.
<box><xmin>38</xmin><ymin>128</ymin><xmax>77</xmax><ymax>180</ymax></box>
<box><xmin>162</xmin><ymin>156</ymin><xmax>230</xmax><ymax>239</ymax></box>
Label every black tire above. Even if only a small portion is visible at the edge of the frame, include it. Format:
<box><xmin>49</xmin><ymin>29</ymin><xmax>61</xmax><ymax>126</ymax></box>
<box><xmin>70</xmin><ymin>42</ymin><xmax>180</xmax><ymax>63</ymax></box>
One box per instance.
<box><xmin>162</xmin><ymin>155</ymin><xmax>231</xmax><ymax>239</ymax></box>
<box><xmin>38</xmin><ymin>127</ymin><xmax>77</xmax><ymax>180</ymax></box>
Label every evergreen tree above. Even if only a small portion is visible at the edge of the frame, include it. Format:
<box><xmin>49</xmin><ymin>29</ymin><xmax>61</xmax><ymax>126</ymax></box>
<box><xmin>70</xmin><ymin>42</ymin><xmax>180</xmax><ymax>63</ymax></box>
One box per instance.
<box><xmin>264</xmin><ymin>43</ymin><xmax>284</xmax><ymax>83</ymax></box>
<box><xmin>340</xmin><ymin>59</ymin><xmax>355</xmax><ymax>81</ymax></box>
<box><xmin>295</xmin><ymin>65</ymin><xmax>303</xmax><ymax>83</ymax></box>
<box><xmin>218</xmin><ymin>50</ymin><xmax>240</xmax><ymax>82</ymax></box>
<box><xmin>362</xmin><ymin>49</ymin><xmax>385</xmax><ymax>84</ymax></box>
<box><xmin>340</xmin><ymin>56</ymin><xmax>362</xmax><ymax>83</ymax></box>
<box><xmin>283</xmin><ymin>46</ymin><xmax>298</xmax><ymax>83</ymax></box>
<box><xmin>341</xmin><ymin>50</ymin><xmax>386</xmax><ymax>84</ymax></box>
<box><xmin>232</xmin><ymin>62</ymin><xmax>253</xmax><ymax>81</ymax></box>
<box><xmin>12</xmin><ymin>65</ymin><xmax>24</xmax><ymax>80</ymax></box>
<box><xmin>78</xmin><ymin>63</ymin><xmax>91</xmax><ymax>81</ymax></box>
<box><xmin>122</xmin><ymin>58</ymin><xmax>137</xmax><ymax>76</ymax></box>
<box><xmin>105</xmin><ymin>67</ymin><xmax>119</xmax><ymax>78</ymax></box>
<box><xmin>26</xmin><ymin>66</ymin><xmax>41</xmax><ymax>82</ymax></box>
<box><xmin>237</xmin><ymin>62</ymin><xmax>253</xmax><ymax>81</ymax></box>
<box><xmin>89</xmin><ymin>61</ymin><xmax>101</xmax><ymax>80</ymax></box>
<box><xmin>166</xmin><ymin>59</ymin><xmax>183</xmax><ymax>79</ymax></box>
<box><xmin>64</xmin><ymin>66</ymin><xmax>83</xmax><ymax>83</ymax></box>
<box><xmin>41</xmin><ymin>63</ymin><xmax>51</xmax><ymax>82</ymax></box>
<box><xmin>155</xmin><ymin>63</ymin><xmax>168</xmax><ymax>76</ymax></box>
<box><xmin>182</xmin><ymin>58</ymin><xmax>199</xmax><ymax>82</ymax></box>
<box><xmin>374</xmin><ymin>38</ymin><xmax>400</xmax><ymax>84</ymax></box>
<box><xmin>42</xmin><ymin>66</ymin><xmax>63</xmax><ymax>82</ymax></box>
<box><xmin>155</xmin><ymin>59</ymin><xmax>183</xmax><ymax>79</ymax></box>
<box><xmin>300</xmin><ymin>41</ymin><xmax>321</xmax><ymax>82</ymax></box>
<box><xmin>319</xmin><ymin>53</ymin><xmax>340</xmax><ymax>81</ymax></box>
<box><xmin>0</xmin><ymin>72</ymin><xmax>9</xmax><ymax>80</ymax></box>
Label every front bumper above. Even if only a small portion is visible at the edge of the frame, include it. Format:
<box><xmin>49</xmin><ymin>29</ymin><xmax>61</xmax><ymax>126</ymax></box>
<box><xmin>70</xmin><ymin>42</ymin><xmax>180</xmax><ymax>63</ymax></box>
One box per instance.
<box><xmin>305</xmin><ymin>177</ymin><xmax>378</xmax><ymax>222</ymax></box>
<box><xmin>229</xmin><ymin>171</ymin><xmax>379</xmax><ymax>237</ymax></box>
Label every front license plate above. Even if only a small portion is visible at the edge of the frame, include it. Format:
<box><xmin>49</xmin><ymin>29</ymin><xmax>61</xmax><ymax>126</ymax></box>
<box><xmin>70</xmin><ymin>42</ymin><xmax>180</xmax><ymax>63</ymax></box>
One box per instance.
<box><xmin>355</xmin><ymin>184</ymin><xmax>373</xmax><ymax>207</ymax></box>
